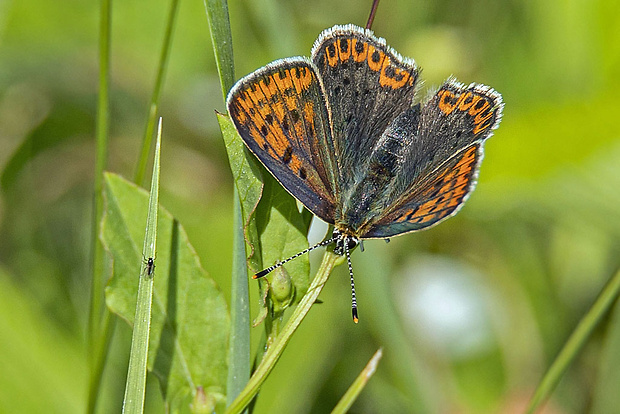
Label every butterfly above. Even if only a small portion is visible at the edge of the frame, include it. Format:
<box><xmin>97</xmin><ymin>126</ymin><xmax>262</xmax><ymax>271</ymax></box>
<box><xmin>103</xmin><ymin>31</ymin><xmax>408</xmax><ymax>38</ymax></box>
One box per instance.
<box><xmin>226</xmin><ymin>24</ymin><xmax>503</xmax><ymax>322</ymax></box>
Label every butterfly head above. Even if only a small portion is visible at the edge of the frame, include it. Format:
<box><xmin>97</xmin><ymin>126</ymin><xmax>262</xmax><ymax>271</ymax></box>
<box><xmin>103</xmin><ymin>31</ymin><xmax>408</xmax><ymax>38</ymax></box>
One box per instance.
<box><xmin>332</xmin><ymin>228</ymin><xmax>360</xmax><ymax>256</ymax></box>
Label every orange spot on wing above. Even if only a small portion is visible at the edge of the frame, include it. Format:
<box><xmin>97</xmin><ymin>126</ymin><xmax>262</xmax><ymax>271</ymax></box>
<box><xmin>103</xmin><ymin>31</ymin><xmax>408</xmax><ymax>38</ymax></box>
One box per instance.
<box><xmin>473</xmin><ymin>112</ymin><xmax>493</xmax><ymax>134</ymax></box>
<box><xmin>285</xmin><ymin>96</ymin><xmax>298</xmax><ymax>111</ymax></box>
<box><xmin>264</xmin><ymin>76</ymin><xmax>279</xmax><ymax>100</ymax></box>
<box><xmin>303</xmin><ymin>101</ymin><xmax>315</xmax><ymax>130</ymax></box>
<box><xmin>326</xmin><ymin>42</ymin><xmax>339</xmax><ymax>67</ymax></box>
<box><xmin>288</xmin><ymin>154</ymin><xmax>303</xmax><ymax>174</ymax></box>
<box><xmin>247</xmin><ymin>124</ymin><xmax>269</xmax><ymax>154</ymax></box>
<box><xmin>338</xmin><ymin>38</ymin><xmax>351</xmax><ymax>62</ymax></box>
<box><xmin>438</xmin><ymin>90</ymin><xmax>457</xmax><ymax>115</ymax></box>
<box><xmin>379</xmin><ymin>64</ymin><xmax>411</xmax><ymax>89</ymax></box>
<box><xmin>468</xmin><ymin>99</ymin><xmax>490</xmax><ymax>117</ymax></box>
<box><xmin>264</xmin><ymin>127</ymin><xmax>287</xmax><ymax>158</ymax></box>
<box><xmin>351</xmin><ymin>39</ymin><xmax>368</xmax><ymax>62</ymax></box>
<box><xmin>292</xmin><ymin>67</ymin><xmax>314</xmax><ymax>93</ymax></box>
<box><xmin>473</xmin><ymin>122</ymin><xmax>490</xmax><ymax>134</ymax></box>
<box><xmin>367</xmin><ymin>45</ymin><xmax>384</xmax><ymax>72</ymax></box>
<box><xmin>412</xmin><ymin>202</ymin><xmax>437</xmax><ymax>223</ymax></box>
<box><xmin>230</xmin><ymin>100</ymin><xmax>248</xmax><ymax>123</ymax></box>
<box><xmin>456</xmin><ymin>92</ymin><xmax>474</xmax><ymax>111</ymax></box>
<box><xmin>272</xmin><ymin>100</ymin><xmax>287</xmax><ymax>123</ymax></box>
<box><xmin>274</xmin><ymin>69</ymin><xmax>294</xmax><ymax>92</ymax></box>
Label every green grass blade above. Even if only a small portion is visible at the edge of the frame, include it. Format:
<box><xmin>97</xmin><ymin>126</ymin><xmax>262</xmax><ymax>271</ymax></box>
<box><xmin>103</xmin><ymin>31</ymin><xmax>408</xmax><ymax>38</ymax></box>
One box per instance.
<box><xmin>133</xmin><ymin>0</ymin><xmax>180</xmax><ymax>185</ymax></box>
<box><xmin>225</xmin><ymin>250</ymin><xmax>339</xmax><ymax>414</ymax></box>
<box><xmin>122</xmin><ymin>119</ymin><xmax>162</xmax><ymax>414</ymax></box>
<box><xmin>526</xmin><ymin>267</ymin><xmax>620</xmax><ymax>414</ymax></box>
<box><xmin>591</xmin><ymin>284</ymin><xmax>620</xmax><ymax>413</ymax></box>
<box><xmin>227</xmin><ymin>193</ymin><xmax>251</xmax><ymax>407</ymax></box>
<box><xmin>331</xmin><ymin>348</ymin><xmax>383</xmax><ymax>414</ymax></box>
<box><xmin>204</xmin><ymin>0</ymin><xmax>235</xmax><ymax>99</ymax></box>
<box><xmin>88</xmin><ymin>0</ymin><xmax>112</xmax><ymax>411</ymax></box>
<box><xmin>204</xmin><ymin>1</ymin><xmax>251</xmax><ymax>407</ymax></box>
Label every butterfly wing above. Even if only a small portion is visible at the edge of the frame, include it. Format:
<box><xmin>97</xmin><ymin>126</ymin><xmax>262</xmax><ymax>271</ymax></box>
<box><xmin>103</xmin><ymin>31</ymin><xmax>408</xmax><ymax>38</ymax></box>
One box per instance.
<box><xmin>360</xmin><ymin>80</ymin><xmax>503</xmax><ymax>238</ymax></box>
<box><xmin>311</xmin><ymin>25</ymin><xmax>420</xmax><ymax>191</ymax></box>
<box><xmin>227</xmin><ymin>58</ymin><xmax>339</xmax><ymax>223</ymax></box>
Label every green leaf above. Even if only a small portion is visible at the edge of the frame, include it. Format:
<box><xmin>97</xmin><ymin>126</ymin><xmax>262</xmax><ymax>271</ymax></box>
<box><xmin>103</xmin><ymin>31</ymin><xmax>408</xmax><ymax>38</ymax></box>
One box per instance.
<box><xmin>101</xmin><ymin>172</ymin><xmax>229</xmax><ymax>412</ymax></box>
<box><xmin>216</xmin><ymin>113</ymin><xmax>263</xmax><ymax>272</ymax></box>
<box><xmin>255</xmin><ymin>173</ymin><xmax>312</xmax><ymax>298</ymax></box>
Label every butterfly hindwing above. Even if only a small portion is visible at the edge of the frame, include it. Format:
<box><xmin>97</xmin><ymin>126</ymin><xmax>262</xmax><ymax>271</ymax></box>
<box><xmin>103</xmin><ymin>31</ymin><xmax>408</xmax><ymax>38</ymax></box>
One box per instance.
<box><xmin>359</xmin><ymin>80</ymin><xmax>503</xmax><ymax>239</ymax></box>
<box><xmin>362</xmin><ymin>143</ymin><xmax>483</xmax><ymax>238</ymax></box>
<box><xmin>226</xmin><ymin>58</ymin><xmax>339</xmax><ymax>223</ymax></box>
<box><xmin>311</xmin><ymin>25</ymin><xmax>420</xmax><ymax>190</ymax></box>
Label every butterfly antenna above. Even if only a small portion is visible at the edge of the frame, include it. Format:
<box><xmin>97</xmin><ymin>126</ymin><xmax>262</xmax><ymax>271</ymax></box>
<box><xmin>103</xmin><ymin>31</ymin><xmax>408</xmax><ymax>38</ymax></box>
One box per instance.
<box><xmin>344</xmin><ymin>241</ymin><xmax>359</xmax><ymax>323</ymax></box>
<box><xmin>366</xmin><ymin>0</ymin><xmax>380</xmax><ymax>30</ymax></box>
<box><xmin>253</xmin><ymin>237</ymin><xmax>336</xmax><ymax>279</ymax></box>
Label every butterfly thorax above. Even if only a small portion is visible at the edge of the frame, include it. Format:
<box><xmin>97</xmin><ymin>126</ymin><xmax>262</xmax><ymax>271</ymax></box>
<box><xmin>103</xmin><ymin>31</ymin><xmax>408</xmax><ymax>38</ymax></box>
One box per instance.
<box><xmin>338</xmin><ymin>106</ymin><xmax>418</xmax><ymax>237</ymax></box>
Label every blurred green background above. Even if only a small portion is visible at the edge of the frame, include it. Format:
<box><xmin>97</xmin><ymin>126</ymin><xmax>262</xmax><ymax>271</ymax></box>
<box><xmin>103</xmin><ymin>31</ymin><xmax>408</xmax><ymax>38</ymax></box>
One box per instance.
<box><xmin>1</xmin><ymin>0</ymin><xmax>620</xmax><ymax>412</ymax></box>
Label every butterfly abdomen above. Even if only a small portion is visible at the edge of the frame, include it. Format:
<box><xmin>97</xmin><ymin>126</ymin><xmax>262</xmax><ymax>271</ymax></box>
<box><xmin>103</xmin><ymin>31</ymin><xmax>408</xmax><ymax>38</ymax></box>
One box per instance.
<box><xmin>340</xmin><ymin>113</ymin><xmax>413</xmax><ymax>233</ymax></box>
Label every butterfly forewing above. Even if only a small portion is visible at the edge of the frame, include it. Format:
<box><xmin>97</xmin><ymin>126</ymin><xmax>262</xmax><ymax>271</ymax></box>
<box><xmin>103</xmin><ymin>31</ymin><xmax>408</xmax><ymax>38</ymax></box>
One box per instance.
<box><xmin>311</xmin><ymin>25</ymin><xmax>420</xmax><ymax>191</ymax></box>
<box><xmin>393</xmin><ymin>80</ymin><xmax>503</xmax><ymax>193</ymax></box>
<box><xmin>227</xmin><ymin>58</ymin><xmax>339</xmax><ymax>223</ymax></box>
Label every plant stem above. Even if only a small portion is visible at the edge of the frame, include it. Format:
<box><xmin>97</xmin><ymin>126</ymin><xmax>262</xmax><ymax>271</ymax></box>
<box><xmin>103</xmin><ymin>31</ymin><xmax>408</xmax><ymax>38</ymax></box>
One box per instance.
<box><xmin>88</xmin><ymin>0</ymin><xmax>111</xmax><ymax>410</ymax></box>
<box><xmin>225</xmin><ymin>250</ymin><xmax>340</xmax><ymax>414</ymax></box>
<box><xmin>133</xmin><ymin>0</ymin><xmax>179</xmax><ymax>185</ymax></box>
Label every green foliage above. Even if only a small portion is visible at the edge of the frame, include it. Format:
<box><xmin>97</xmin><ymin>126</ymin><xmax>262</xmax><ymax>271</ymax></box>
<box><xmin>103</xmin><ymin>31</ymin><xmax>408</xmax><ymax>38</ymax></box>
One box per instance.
<box><xmin>102</xmin><ymin>173</ymin><xmax>229</xmax><ymax>411</ymax></box>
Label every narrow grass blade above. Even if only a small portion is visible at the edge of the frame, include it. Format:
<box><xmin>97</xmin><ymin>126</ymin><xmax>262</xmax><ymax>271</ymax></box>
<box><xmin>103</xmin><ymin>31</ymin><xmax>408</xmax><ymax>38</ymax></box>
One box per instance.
<box><xmin>204</xmin><ymin>0</ymin><xmax>235</xmax><ymax>99</ymax></box>
<box><xmin>225</xmin><ymin>250</ymin><xmax>340</xmax><ymax>414</ymax></box>
<box><xmin>88</xmin><ymin>0</ymin><xmax>112</xmax><ymax>411</ymax></box>
<box><xmin>133</xmin><ymin>0</ymin><xmax>180</xmax><ymax>185</ymax></box>
<box><xmin>331</xmin><ymin>348</ymin><xmax>383</xmax><ymax>414</ymax></box>
<box><xmin>203</xmin><ymin>1</ymin><xmax>251</xmax><ymax>407</ymax></box>
<box><xmin>591</xmin><ymin>286</ymin><xmax>620</xmax><ymax>413</ymax></box>
<box><xmin>526</xmin><ymin>267</ymin><xmax>620</xmax><ymax>414</ymax></box>
<box><xmin>227</xmin><ymin>192</ymin><xmax>251</xmax><ymax>407</ymax></box>
<box><xmin>122</xmin><ymin>119</ymin><xmax>162</xmax><ymax>414</ymax></box>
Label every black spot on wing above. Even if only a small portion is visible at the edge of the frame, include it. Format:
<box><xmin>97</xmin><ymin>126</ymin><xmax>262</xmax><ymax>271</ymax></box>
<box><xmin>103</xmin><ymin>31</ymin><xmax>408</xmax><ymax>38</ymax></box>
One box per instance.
<box><xmin>282</xmin><ymin>146</ymin><xmax>293</xmax><ymax>164</ymax></box>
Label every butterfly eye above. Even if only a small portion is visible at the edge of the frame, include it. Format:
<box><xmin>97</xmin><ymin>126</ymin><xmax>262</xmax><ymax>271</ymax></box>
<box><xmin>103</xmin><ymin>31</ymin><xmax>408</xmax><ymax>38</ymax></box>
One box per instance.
<box><xmin>346</xmin><ymin>237</ymin><xmax>358</xmax><ymax>250</ymax></box>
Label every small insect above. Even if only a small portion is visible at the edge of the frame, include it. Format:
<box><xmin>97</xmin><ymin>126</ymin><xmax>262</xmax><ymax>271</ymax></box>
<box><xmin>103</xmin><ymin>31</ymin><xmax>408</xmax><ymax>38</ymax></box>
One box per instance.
<box><xmin>227</xmin><ymin>24</ymin><xmax>503</xmax><ymax>322</ymax></box>
<box><xmin>144</xmin><ymin>257</ymin><xmax>155</xmax><ymax>276</ymax></box>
